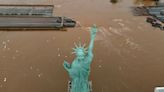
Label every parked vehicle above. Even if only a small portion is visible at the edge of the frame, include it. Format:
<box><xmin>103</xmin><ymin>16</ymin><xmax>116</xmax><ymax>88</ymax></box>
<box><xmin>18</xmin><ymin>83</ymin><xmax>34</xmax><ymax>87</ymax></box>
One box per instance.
<box><xmin>146</xmin><ymin>17</ymin><xmax>156</xmax><ymax>23</ymax></box>
<box><xmin>151</xmin><ymin>22</ymin><xmax>161</xmax><ymax>27</ymax></box>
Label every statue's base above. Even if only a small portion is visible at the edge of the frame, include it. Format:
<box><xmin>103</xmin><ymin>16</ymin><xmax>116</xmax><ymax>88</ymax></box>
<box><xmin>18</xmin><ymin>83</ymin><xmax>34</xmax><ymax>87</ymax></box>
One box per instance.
<box><xmin>67</xmin><ymin>81</ymin><xmax>92</xmax><ymax>92</ymax></box>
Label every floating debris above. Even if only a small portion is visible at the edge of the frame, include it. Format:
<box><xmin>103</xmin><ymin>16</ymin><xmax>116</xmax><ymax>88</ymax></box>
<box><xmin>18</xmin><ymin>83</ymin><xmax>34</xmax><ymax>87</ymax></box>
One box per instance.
<box><xmin>54</xmin><ymin>5</ymin><xmax>61</xmax><ymax>8</ymax></box>
<box><xmin>58</xmin><ymin>53</ymin><xmax>61</xmax><ymax>57</ymax></box>
<box><xmin>122</xmin><ymin>27</ymin><xmax>130</xmax><ymax>31</ymax></box>
<box><xmin>52</xmin><ymin>36</ymin><xmax>56</xmax><ymax>40</ymax></box>
<box><xmin>2</xmin><ymin>41</ymin><xmax>6</xmax><ymax>44</ymax></box>
<box><xmin>12</xmin><ymin>56</ymin><xmax>16</xmax><ymax>60</ymax></box>
<box><xmin>38</xmin><ymin>74</ymin><xmax>41</xmax><ymax>77</ymax></box>
<box><xmin>38</xmin><ymin>73</ymin><xmax>43</xmax><ymax>78</ymax></box>
<box><xmin>2</xmin><ymin>41</ymin><xmax>7</xmax><ymax>49</ymax></box>
<box><xmin>7</xmin><ymin>40</ymin><xmax>10</xmax><ymax>42</ymax></box>
<box><xmin>98</xmin><ymin>65</ymin><xmax>102</xmax><ymax>68</ymax></box>
<box><xmin>15</xmin><ymin>50</ymin><xmax>19</xmax><ymax>53</ymax></box>
<box><xmin>36</xmin><ymin>68</ymin><xmax>40</xmax><ymax>72</ymax></box>
<box><xmin>4</xmin><ymin>77</ymin><xmax>7</xmax><ymax>82</ymax></box>
<box><xmin>30</xmin><ymin>66</ymin><xmax>33</xmax><ymax>70</ymax></box>
<box><xmin>113</xmin><ymin>19</ymin><xmax>123</xmax><ymax>22</ymax></box>
<box><xmin>46</xmin><ymin>40</ymin><xmax>49</xmax><ymax>43</ymax></box>
<box><xmin>76</xmin><ymin>21</ymin><xmax>82</xmax><ymax>27</ymax></box>
<box><xmin>7</xmin><ymin>48</ymin><xmax>10</xmax><ymax>50</ymax></box>
<box><xmin>3</xmin><ymin>45</ymin><xmax>7</xmax><ymax>49</ymax></box>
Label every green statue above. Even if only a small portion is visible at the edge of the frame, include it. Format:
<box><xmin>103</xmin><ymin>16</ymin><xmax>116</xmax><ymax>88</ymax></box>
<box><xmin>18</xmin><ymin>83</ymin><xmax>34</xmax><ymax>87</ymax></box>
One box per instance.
<box><xmin>63</xmin><ymin>25</ymin><xmax>98</xmax><ymax>92</ymax></box>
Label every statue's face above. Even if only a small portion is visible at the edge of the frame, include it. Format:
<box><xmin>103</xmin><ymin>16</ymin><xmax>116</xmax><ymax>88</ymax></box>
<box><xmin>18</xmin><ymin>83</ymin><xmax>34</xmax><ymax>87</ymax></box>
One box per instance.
<box><xmin>76</xmin><ymin>49</ymin><xmax>85</xmax><ymax>60</ymax></box>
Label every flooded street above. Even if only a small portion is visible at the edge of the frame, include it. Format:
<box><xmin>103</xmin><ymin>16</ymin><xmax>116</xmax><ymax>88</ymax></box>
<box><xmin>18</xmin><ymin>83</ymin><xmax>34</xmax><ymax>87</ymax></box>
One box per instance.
<box><xmin>0</xmin><ymin>0</ymin><xmax>164</xmax><ymax>92</ymax></box>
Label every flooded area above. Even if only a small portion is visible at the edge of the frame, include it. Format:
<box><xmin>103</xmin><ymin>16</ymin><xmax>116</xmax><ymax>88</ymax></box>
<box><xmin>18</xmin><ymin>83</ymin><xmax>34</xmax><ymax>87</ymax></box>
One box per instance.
<box><xmin>0</xmin><ymin>0</ymin><xmax>164</xmax><ymax>92</ymax></box>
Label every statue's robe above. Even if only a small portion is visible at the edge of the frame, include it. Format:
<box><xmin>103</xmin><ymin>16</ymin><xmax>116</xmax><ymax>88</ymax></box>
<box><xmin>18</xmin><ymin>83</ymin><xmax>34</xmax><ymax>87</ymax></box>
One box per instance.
<box><xmin>68</xmin><ymin>55</ymin><xmax>93</xmax><ymax>92</ymax></box>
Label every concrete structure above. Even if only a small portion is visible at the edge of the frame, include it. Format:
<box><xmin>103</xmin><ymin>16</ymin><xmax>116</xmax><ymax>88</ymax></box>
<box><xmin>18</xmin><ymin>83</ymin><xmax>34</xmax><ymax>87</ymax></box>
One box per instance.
<box><xmin>0</xmin><ymin>16</ymin><xmax>76</xmax><ymax>29</ymax></box>
<box><xmin>0</xmin><ymin>5</ymin><xmax>76</xmax><ymax>29</ymax></box>
<box><xmin>0</xmin><ymin>4</ymin><xmax>54</xmax><ymax>17</ymax></box>
<box><xmin>154</xmin><ymin>87</ymin><xmax>164</xmax><ymax>92</ymax></box>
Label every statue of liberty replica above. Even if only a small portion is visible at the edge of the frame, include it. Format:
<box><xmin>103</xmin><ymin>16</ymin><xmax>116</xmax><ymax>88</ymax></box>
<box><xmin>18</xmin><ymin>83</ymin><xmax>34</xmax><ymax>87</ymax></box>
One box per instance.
<box><xmin>63</xmin><ymin>25</ymin><xmax>98</xmax><ymax>92</ymax></box>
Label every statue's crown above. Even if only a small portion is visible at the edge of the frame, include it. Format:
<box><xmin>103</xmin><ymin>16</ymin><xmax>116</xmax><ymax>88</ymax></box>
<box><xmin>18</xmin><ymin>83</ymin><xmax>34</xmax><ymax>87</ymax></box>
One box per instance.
<box><xmin>72</xmin><ymin>42</ymin><xmax>88</xmax><ymax>54</ymax></box>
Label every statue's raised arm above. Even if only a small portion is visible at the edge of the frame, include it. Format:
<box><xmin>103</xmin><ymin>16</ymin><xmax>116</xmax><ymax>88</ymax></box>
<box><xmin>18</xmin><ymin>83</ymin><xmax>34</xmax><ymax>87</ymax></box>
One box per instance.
<box><xmin>87</xmin><ymin>24</ymin><xmax>98</xmax><ymax>58</ymax></box>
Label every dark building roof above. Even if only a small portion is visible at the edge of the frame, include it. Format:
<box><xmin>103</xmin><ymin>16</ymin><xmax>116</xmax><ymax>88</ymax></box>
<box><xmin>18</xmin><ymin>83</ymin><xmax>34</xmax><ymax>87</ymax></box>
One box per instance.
<box><xmin>147</xmin><ymin>6</ymin><xmax>164</xmax><ymax>22</ymax></box>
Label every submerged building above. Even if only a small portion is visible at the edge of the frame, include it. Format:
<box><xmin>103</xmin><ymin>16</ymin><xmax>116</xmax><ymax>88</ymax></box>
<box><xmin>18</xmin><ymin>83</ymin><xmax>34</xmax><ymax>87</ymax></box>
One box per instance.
<box><xmin>147</xmin><ymin>5</ymin><xmax>164</xmax><ymax>23</ymax></box>
<box><xmin>0</xmin><ymin>4</ymin><xmax>76</xmax><ymax>29</ymax></box>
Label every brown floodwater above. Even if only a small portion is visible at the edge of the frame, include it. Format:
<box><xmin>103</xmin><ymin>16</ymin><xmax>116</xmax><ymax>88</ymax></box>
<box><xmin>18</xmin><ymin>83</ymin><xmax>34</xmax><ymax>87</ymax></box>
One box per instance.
<box><xmin>0</xmin><ymin>0</ymin><xmax>164</xmax><ymax>92</ymax></box>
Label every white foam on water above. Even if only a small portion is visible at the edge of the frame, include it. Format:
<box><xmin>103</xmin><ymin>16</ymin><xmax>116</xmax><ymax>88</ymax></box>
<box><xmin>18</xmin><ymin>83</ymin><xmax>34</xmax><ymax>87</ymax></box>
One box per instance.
<box><xmin>46</xmin><ymin>40</ymin><xmax>49</xmax><ymax>43</ymax></box>
<box><xmin>109</xmin><ymin>27</ymin><xmax>123</xmax><ymax>36</ymax></box>
<box><xmin>118</xmin><ymin>22</ymin><xmax>125</xmax><ymax>27</ymax></box>
<box><xmin>36</xmin><ymin>68</ymin><xmax>40</xmax><ymax>72</ymax></box>
<box><xmin>54</xmin><ymin>5</ymin><xmax>62</xmax><ymax>8</ymax></box>
<box><xmin>113</xmin><ymin>19</ymin><xmax>123</xmax><ymax>22</ymax></box>
<box><xmin>15</xmin><ymin>50</ymin><xmax>19</xmax><ymax>53</ymax></box>
<box><xmin>57</xmin><ymin>48</ymin><xmax>60</xmax><ymax>51</ymax></box>
<box><xmin>2</xmin><ymin>40</ymin><xmax>11</xmax><ymax>50</ymax></box>
<box><xmin>7</xmin><ymin>40</ymin><xmax>10</xmax><ymax>42</ymax></box>
<box><xmin>52</xmin><ymin>36</ymin><xmax>56</xmax><ymax>40</ymax></box>
<box><xmin>122</xmin><ymin>27</ymin><xmax>131</xmax><ymax>31</ymax></box>
<box><xmin>97</xmin><ymin>27</ymin><xmax>113</xmax><ymax>41</ymax></box>
<box><xmin>125</xmin><ymin>38</ymin><xmax>140</xmax><ymax>50</ymax></box>
<box><xmin>2</xmin><ymin>41</ymin><xmax>6</xmax><ymax>44</ymax></box>
<box><xmin>30</xmin><ymin>66</ymin><xmax>33</xmax><ymax>70</ymax></box>
<box><xmin>12</xmin><ymin>56</ymin><xmax>16</xmax><ymax>60</ymax></box>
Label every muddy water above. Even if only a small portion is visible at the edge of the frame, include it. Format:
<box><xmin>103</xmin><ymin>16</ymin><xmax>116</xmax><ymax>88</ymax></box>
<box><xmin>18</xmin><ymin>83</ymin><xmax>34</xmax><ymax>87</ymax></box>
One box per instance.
<box><xmin>0</xmin><ymin>0</ymin><xmax>164</xmax><ymax>92</ymax></box>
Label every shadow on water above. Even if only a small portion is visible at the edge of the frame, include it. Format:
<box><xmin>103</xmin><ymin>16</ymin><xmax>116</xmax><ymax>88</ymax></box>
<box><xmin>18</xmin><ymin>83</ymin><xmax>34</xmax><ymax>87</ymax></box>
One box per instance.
<box><xmin>110</xmin><ymin>0</ymin><xmax>119</xmax><ymax>4</ymax></box>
